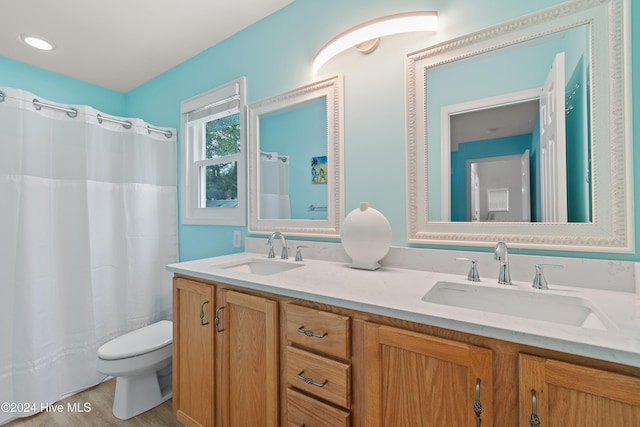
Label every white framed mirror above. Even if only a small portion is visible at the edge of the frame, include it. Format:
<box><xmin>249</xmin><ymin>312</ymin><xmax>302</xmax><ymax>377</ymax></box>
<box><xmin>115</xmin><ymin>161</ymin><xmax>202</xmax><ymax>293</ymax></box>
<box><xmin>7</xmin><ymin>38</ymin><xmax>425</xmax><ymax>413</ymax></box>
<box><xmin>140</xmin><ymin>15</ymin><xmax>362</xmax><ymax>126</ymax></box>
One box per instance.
<box><xmin>406</xmin><ymin>0</ymin><xmax>633</xmax><ymax>252</ymax></box>
<box><xmin>248</xmin><ymin>75</ymin><xmax>344</xmax><ymax>237</ymax></box>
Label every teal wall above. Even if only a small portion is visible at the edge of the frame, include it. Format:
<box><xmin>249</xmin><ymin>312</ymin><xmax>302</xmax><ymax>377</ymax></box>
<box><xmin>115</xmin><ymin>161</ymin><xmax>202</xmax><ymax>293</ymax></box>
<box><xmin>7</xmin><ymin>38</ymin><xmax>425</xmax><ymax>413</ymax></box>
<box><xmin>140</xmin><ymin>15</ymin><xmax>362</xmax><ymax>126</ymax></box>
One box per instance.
<box><xmin>0</xmin><ymin>57</ymin><xmax>125</xmax><ymax>115</ymax></box>
<box><xmin>565</xmin><ymin>56</ymin><xmax>592</xmax><ymax>222</ymax></box>
<box><xmin>260</xmin><ymin>97</ymin><xmax>328</xmax><ymax>220</ymax></box>
<box><xmin>1</xmin><ymin>0</ymin><xmax>638</xmax><ymax>262</ymax></box>
<box><xmin>532</xmin><ymin>118</ymin><xmax>543</xmax><ymax>221</ymax></box>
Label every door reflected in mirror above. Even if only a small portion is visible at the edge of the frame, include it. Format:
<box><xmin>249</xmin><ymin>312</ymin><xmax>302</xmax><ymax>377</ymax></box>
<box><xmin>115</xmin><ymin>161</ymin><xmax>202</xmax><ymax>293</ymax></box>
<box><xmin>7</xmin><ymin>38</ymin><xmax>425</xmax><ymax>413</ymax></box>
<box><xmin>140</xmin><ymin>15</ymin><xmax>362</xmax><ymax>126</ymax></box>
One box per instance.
<box><xmin>461</xmin><ymin>151</ymin><xmax>531</xmax><ymax>222</ymax></box>
<box><xmin>436</xmin><ymin>25</ymin><xmax>591</xmax><ymax>224</ymax></box>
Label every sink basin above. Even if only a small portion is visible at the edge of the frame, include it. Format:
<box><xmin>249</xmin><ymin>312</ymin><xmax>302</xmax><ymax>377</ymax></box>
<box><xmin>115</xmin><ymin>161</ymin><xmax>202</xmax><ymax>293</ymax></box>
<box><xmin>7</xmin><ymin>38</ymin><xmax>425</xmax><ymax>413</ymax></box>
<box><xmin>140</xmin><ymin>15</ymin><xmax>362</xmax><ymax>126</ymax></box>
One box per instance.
<box><xmin>211</xmin><ymin>258</ymin><xmax>303</xmax><ymax>276</ymax></box>
<box><xmin>422</xmin><ymin>281</ymin><xmax>614</xmax><ymax>331</ymax></box>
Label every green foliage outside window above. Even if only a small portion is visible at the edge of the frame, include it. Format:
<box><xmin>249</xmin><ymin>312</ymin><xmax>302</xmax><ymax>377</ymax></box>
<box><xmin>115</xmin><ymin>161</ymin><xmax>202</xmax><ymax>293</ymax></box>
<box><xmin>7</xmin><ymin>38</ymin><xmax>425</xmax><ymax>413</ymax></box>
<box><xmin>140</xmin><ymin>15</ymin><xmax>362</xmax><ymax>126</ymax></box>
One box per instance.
<box><xmin>205</xmin><ymin>113</ymin><xmax>240</xmax><ymax>204</ymax></box>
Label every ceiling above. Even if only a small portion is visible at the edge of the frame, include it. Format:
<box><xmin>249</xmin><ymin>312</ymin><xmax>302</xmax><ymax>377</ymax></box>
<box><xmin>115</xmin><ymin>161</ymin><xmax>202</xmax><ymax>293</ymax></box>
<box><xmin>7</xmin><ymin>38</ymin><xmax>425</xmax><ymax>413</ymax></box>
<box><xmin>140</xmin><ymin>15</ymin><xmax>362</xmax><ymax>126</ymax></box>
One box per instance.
<box><xmin>450</xmin><ymin>100</ymin><xmax>540</xmax><ymax>151</ymax></box>
<box><xmin>0</xmin><ymin>0</ymin><xmax>294</xmax><ymax>93</ymax></box>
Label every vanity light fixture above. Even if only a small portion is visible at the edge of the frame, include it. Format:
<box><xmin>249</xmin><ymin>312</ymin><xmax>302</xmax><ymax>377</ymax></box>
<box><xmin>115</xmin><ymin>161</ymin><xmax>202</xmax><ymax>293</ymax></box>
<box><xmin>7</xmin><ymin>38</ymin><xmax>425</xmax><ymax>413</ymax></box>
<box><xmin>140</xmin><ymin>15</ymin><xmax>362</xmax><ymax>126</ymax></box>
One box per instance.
<box><xmin>21</xmin><ymin>34</ymin><xmax>54</xmax><ymax>51</ymax></box>
<box><xmin>312</xmin><ymin>11</ymin><xmax>437</xmax><ymax>73</ymax></box>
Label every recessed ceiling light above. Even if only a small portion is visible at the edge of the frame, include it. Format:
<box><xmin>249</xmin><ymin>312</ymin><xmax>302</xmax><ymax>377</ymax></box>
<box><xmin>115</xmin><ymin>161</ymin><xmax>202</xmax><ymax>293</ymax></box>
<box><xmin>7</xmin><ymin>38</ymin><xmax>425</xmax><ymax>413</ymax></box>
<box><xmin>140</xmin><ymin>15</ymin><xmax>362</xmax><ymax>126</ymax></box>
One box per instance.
<box><xmin>21</xmin><ymin>34</ymin><xmax>54</xmax><ymax>51</ymax></box>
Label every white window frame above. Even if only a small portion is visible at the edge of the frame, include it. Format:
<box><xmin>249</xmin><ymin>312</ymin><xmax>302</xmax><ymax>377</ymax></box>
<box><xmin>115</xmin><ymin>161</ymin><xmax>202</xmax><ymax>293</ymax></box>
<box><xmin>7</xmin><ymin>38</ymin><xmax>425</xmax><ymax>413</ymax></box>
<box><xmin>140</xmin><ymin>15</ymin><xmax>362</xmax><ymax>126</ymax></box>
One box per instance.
<box><xmin>180</xmin><ymin>77</ymin><xmax>246</xmax><ymax>225</ymax></box>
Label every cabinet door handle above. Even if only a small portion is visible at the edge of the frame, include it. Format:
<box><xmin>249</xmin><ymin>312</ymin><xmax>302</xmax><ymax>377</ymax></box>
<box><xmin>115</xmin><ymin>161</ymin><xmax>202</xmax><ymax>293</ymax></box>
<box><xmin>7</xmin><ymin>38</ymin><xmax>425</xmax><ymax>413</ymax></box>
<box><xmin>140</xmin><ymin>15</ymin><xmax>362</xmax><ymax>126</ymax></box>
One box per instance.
<box><xmin>473</xmin><ymin>378</ymin><xmax>482</xmax><ymax>427</ymax></box>
<box><xmin>297</xmin><ymin>326</ymin><xmax>328</xmax><ymax>339</ymax></box>
<box><xmin>529</xmin><ymin>389</ymin><xmax>541</xmax><ymax>427</ymax></box>
<box><xmin>215</xmin><ymin>306</ymin><xmax>225</xmax><ymax>333</ymax></box>
<box><xmin>200</xmin><ymin>301</ymin><xmax>210</xmax><ymax>326</ymax></box>
<box><xmin>297</xmin><ymin>370</ymin><xmax>328</xmax><ymax>388</ymax></box>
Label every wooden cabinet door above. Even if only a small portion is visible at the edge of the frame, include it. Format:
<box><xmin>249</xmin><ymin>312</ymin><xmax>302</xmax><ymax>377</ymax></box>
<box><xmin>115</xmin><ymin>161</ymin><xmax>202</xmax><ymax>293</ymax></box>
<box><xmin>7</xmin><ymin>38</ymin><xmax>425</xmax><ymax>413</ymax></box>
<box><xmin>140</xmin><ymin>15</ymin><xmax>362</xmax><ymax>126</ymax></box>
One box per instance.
<box><xmin>363</xmin><ymin>323</ymin><xmax>493</xmax><ymax>427</ymax></box>
<box><xmin>217</xmin><ymin>289</ymin><xmax>279</xmax><ymax>427</ymax></box>
<box><xmin>173</xmin><ymin>278</ymin><xmax>215</xmax><ymax>427</ymax></box>
<box><xmin>519</xmin><ymin>354</ymin><xmax>640</xmax><ymax>426</ymax></box>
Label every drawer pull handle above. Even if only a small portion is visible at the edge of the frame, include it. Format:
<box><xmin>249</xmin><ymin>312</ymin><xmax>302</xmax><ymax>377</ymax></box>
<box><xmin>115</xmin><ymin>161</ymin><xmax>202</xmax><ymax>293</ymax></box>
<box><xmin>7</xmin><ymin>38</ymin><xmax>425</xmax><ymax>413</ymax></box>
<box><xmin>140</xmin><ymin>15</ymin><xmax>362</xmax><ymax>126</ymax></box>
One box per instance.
<box><xmin>473</xmin><ymin>378</ymin><xmax>482</xmax><ymax>427</ymax></box>
<box><xmin>297</xmin><ymin>370</ymin><xmax>328</xmax><ymax>388</ymax></box>
<box><xmin>529</xmin><ymin>389</ymin><xmax>541</xmax><ymax>427</ymax></box>
<box><xmin>297</xmin><ymin>326</ymin><xmax>328</xmax><ymax>339</ymax></box>
<box><xmin>200</xmin><ymin>301</ymin><xmax>210</xmax><ymax>326</ymax></box>
<box><xmin>215</xmin><ymin>306</ymin><xmax>225</xmax><ymax>333</ymax></box>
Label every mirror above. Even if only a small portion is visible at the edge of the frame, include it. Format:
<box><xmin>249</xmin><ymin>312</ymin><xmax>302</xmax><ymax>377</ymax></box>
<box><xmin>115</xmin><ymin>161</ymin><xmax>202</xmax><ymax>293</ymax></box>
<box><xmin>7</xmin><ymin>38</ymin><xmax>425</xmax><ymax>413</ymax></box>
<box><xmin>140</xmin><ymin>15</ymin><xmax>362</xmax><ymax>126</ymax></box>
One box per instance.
<box><xmin>441</xmin><ymin>25</ymin><xmax>591</xmax><ymax>224</ymax></box>
<box><xmin>248</xmin><ymin>75</ymin><xmax>344</xmax><ymax>237</ymax></box>
<box><xmin>406</xmin><ymin>0</ymin><xmax>632</xmax><ymax>251</ymax></box>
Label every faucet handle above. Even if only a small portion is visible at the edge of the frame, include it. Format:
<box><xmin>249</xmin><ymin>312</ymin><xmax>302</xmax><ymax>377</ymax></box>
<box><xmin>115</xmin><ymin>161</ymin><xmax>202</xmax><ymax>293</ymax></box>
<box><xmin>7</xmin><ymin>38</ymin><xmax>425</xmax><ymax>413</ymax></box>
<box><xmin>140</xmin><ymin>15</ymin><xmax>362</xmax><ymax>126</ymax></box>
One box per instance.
<box><xmin>456</xmin><ymin>257</ymin><xmax>480</xmax><ymax>282</ymax></box>
<box><xmin>532</xmin><ymin>263</ymin><xmax>563</xmax><ymax>290</ymax></box>
<box><xmin>266</xmin><ymin>239</ymin><xmax>275</xmax><ymax>258</ymax></box>
<box><xmin>295</xmin><ymin>246</ymin><xmax>309</xmax><ymax>262</ymax></box>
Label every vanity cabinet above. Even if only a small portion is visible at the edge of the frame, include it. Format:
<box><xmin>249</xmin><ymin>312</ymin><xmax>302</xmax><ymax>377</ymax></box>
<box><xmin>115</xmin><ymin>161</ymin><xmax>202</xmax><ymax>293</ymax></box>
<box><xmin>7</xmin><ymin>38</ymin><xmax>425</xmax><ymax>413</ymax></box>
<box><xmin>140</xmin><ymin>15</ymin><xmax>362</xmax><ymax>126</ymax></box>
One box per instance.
<box><xmin>173</xmin><ymin>277</ymin><xmax>215</xmax><ymax>427</ymax></box>
<box><xmin>172</xmin><ymin>278</ymin><xmax>279</xmax><ymax>427</ymax></box>
<box><xmin>283</xmin><ymin>304</ymin><xmax>351</xmax><ymax>426</ymax></box>
<box><xmin>172</xmin><ymin>274</ymin><xmax>640</xmax><ymax>427</ymax></box>
<box><xmin>518</xmin><ymin>354</ymin><xmax>640</xmax><ymax>426</ymax></box>
<box><xmin>362</xmin><ymin>322</ymin><xmax>494</xmax><ymax>426</ymax></box>
<box><xmin>216</xmin><ymin>288</ymin><xmax>279</xmax><ymax>426</ymax></box>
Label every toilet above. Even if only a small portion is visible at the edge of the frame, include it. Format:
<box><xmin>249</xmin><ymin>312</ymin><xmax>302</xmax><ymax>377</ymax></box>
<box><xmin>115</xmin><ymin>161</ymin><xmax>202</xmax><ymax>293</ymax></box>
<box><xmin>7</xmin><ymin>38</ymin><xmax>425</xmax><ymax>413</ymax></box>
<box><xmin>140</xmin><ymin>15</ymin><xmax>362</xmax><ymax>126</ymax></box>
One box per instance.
<box><xmin>96</xmin><ymin>320</ymin><xmax>173</xmax><ymax>420</ymax></box>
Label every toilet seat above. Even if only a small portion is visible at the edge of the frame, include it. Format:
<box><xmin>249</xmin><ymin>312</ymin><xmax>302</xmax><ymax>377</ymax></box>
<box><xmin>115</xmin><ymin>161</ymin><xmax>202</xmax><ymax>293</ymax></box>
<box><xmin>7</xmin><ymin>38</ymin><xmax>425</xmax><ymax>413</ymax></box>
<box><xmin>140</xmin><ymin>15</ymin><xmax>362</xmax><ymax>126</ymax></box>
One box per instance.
<box><xmin>98</xmin><ymin>320</ymin><xmax>172</xmax><ymax>360</ymax></box>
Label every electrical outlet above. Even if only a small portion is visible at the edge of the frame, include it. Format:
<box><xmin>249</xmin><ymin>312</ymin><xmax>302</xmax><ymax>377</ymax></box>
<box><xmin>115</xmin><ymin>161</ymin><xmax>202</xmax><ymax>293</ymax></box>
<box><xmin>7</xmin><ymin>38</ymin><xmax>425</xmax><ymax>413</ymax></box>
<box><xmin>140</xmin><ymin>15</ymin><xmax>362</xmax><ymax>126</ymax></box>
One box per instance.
<box><xmin>233</xmin><ymin>230</ymin><xmax>242</xmax><ymax>248</ymax></box>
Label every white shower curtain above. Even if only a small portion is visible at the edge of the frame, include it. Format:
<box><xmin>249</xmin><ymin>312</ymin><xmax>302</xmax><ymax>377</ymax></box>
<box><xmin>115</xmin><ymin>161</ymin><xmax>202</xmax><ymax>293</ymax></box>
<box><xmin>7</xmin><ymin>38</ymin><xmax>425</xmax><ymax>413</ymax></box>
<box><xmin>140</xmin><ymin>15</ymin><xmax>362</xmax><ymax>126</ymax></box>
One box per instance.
<box><xmin>0</xmin><ymin>88</ymin><xmax>178</xmax><ymax>424</ymax></box>
<box><xmin>260</xmin><ymin>151</ymin><xmax>290</xmax><ymax>219</ymax></box>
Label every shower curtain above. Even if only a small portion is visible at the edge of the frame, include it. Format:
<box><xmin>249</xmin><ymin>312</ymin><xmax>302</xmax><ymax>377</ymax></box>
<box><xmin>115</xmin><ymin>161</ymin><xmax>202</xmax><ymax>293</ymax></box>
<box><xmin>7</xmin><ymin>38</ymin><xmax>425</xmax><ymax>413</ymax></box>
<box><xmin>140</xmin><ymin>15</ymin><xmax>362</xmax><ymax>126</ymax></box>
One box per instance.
<box><xmin>0</xmin><ymin>88</ymin><xmax>178</xmax><ymax>424</ymax></box>
<box><xmin>260</xmin><ymin>151</ymin><xmax>290</xmax><ymax>219</ymax></box>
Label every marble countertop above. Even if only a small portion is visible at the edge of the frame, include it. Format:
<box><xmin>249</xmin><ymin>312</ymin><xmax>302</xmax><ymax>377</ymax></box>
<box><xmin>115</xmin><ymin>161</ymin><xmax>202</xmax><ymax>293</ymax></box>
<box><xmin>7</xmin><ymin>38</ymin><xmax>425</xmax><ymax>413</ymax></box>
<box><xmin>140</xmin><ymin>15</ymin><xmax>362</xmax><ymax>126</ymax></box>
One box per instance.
<box><xmin>167</xmin><ymin>252</ymin><xmax>640</xmax><ymax>368</ymax></box>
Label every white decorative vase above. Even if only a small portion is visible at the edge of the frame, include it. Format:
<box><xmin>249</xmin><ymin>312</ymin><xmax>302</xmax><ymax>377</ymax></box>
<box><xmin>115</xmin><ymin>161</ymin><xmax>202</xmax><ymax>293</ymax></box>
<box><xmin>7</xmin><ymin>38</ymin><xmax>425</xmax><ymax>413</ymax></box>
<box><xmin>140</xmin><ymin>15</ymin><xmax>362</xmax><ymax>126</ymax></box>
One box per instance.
<box><xmin>340</xmin><ymin>202</ymin><xmax>392</xmax><ymax>270</ymax></box>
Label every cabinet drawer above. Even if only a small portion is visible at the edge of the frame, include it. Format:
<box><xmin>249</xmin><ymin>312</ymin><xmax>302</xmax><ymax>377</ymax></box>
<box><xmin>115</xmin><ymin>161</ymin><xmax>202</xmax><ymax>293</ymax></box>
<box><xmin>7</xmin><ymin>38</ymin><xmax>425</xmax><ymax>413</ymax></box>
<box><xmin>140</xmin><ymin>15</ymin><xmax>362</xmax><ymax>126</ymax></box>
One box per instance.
<box><xmin>286</xmin><ymin>346</ymin><xmax>351</xmax><ymax>408</ymax></box>
<box><xmin>285</xmin><ymin>304</ymin><xmax>350</xmax><ymax>359</ymax></box>
<box><xmin>287</xmin><ymin>388</ymin><xmax>350</xmax><ymax>427</ymax></box>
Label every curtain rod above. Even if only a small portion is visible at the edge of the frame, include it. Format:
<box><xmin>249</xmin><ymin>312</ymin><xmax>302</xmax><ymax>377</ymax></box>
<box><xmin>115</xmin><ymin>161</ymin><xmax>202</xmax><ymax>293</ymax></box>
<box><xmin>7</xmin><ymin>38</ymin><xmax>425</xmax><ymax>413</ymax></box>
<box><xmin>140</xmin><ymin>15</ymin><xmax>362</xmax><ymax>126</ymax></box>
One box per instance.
<box><xmin>147</xmin><ymin>125</ymin><xmax>173</xmax><ymax>138</ymax></box>
<box><xmin>260</xmin><ymin>151</ymin><xmax>288</xmax><ymax>162</ymax></box>
<box><xmin>97</xmin><ymin>113</ymin><xmax>132</xmax><ymax>129</ymax></box>
<box><xmin>33</xmin><ymin>98</ymin><xmax>78</xmax><ymax>118</ymax></box>
<box><xmin>30</xmin><ymin>98</ymin><xmax>173</xmax><ymax>138</ymax></box>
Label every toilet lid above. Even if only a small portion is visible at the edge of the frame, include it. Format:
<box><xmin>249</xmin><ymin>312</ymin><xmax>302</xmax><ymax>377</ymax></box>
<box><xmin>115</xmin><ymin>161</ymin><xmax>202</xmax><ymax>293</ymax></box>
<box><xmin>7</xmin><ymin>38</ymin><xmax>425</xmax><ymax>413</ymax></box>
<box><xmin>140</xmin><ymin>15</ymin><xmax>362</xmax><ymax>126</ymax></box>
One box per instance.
<box><xmin>98</xmin><ymin>320</ymin><xmax>172</xmax><ymax>360</ymax></box>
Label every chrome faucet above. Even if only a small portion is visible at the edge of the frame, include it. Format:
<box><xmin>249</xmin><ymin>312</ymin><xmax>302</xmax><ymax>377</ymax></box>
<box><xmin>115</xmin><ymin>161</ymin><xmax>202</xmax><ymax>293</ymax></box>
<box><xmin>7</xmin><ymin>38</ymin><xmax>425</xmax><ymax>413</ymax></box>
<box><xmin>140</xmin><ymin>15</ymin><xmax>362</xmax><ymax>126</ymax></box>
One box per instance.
<box><xmin>267</xmin><ymin>231</ymin><xmax>288</xmax><ymax>259</ymax></box>
<box><xmin>494</xmin><ymin>242</ymin><xmax>512</xmax><ymax>285</ymax></box>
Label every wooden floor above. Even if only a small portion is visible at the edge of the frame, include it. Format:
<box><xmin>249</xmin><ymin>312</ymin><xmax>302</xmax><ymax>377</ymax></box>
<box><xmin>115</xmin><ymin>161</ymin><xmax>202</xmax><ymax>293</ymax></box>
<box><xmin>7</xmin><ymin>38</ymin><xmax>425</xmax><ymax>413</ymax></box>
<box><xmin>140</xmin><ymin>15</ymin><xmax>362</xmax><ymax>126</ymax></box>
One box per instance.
<box><xmin>4</xmin><ymin>379</ymin><xmax>182</xmax><ymax>427</ymax></box>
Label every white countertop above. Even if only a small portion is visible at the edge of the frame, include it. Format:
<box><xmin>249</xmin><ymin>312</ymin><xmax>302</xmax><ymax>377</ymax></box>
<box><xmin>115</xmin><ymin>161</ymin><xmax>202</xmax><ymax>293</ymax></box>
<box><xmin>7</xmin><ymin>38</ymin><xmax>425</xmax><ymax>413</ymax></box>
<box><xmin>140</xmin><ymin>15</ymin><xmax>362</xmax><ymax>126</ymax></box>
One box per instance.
<box><xmin>167</xmin><ymin>252</ymin><xmax>640</xmax><ymax>368</ymax></box>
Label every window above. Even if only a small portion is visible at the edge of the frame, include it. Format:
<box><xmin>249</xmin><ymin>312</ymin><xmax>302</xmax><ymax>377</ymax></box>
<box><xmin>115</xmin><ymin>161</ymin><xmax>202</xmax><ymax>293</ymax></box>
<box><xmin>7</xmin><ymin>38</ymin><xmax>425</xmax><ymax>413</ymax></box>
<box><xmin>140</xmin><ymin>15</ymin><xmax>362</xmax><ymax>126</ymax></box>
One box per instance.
<box><xmin>181</xmin><ymin>77</ymin><xmax>246</xmax><ymax>225</ymax></box>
